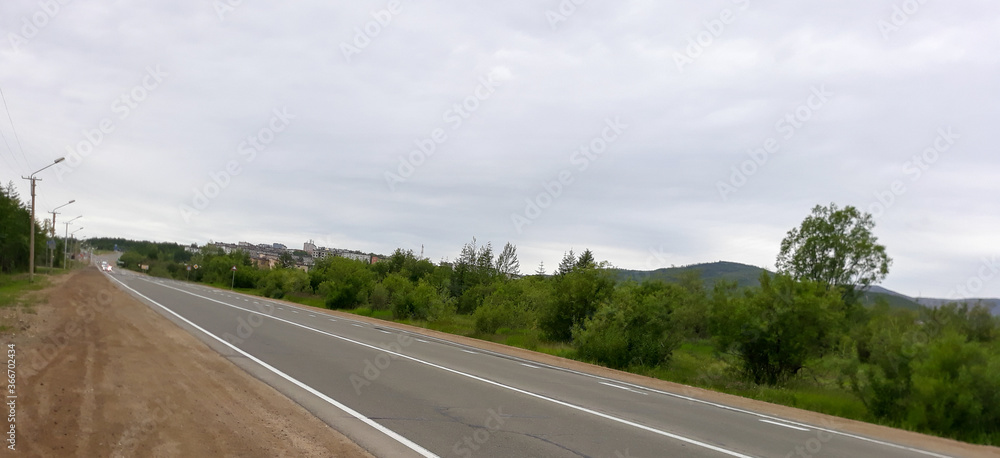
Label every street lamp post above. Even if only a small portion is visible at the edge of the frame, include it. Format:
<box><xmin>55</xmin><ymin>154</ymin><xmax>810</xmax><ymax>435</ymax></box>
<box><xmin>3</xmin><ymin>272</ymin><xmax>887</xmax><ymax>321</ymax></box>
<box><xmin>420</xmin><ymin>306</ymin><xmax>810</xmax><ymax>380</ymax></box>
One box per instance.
<box><xmin>22</xmin><ymin>157</ymin><xmax>65</xmax><ymax>282</ymax></box>
<box><xmin>47</xmin><ymin>200</ymin><xmax>75</xmax><ymax>269</ymax></box>
<box><xmin>63</xmin><ymin>216</ymin><xmax>82</xmax><ymax>269</ymax></box>
<box><xmin>67</xmin><ymin>228</ymin><xmax>83</xmax><ymax>268</ymax></box>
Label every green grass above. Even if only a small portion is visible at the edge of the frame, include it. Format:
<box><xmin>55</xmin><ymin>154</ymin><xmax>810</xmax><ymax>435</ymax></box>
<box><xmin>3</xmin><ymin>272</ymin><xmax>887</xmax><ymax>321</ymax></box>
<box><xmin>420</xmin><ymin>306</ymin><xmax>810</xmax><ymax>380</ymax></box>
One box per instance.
<box><xmin>0</xmin><ymin>273</ymin><xmax>52</xmax><ymax>332</ymax></box>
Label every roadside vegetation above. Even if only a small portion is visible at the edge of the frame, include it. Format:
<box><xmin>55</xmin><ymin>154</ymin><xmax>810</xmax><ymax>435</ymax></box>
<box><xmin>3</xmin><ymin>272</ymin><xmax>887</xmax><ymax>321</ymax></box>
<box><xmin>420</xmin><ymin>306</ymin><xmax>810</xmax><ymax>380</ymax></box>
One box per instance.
<box><xmin>91</xmin><ymin>204</ymin><xmax>1000</xmax><ymax>445</ymax></box>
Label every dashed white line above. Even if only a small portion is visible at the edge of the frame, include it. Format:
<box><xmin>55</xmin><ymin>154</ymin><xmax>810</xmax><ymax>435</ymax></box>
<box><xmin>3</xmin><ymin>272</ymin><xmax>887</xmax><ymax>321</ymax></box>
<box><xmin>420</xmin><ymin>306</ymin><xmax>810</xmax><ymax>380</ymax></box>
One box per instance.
<box><xmin>760</xmin><ymin>419</ymin><xmax>810</xmax><ymax>432</ymax></box>
<box><xmin>461</xmin><ymin>349</ymin><xmax>477</xmax><ymax>354</ymax></box>
<box><xmin>600</xmin><ymin>382</ymin><xmax>649</xmax><ymax>396</ymax></box>
<box><xmin>521</xmin><ymin>363</ymin><xmax>540</xmax><ymax>369</ymax></box>
<box><xmin>309</xmin><ymin>314</ymin><xmax>316</xmax><ymax>317</ymax></box>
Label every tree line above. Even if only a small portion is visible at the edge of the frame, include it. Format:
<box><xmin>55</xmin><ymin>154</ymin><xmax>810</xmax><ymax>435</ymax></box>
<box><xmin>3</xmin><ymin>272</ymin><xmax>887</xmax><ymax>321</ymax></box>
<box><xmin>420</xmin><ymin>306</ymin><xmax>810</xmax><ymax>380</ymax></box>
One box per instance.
<box><xmin>0</xmin><ymin>181</ymin><xmax>55</xmax><ymax>273</ymax></box>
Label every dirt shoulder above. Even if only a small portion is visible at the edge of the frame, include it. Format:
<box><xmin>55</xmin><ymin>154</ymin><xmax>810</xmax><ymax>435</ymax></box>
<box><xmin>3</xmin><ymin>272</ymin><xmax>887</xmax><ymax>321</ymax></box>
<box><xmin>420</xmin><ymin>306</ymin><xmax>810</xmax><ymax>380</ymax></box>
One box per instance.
<box><xmin>6</xmin><ymin>268</ymin><xmax>371</xmax><ymax>457</ymax></box>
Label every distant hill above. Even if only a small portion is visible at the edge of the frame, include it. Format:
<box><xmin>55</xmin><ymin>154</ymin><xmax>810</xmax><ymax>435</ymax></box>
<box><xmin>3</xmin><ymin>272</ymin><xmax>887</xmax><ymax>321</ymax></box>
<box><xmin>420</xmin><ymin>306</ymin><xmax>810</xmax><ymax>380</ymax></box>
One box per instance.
<box><xmin>615</xmin><ymin>262</ymin><xmax>998</xmax><ymax>315</ymax></box>
<box><xmin>616</xmin><ymin>261</ymin><xmax>768</xmax><ymax>289</ymax></box>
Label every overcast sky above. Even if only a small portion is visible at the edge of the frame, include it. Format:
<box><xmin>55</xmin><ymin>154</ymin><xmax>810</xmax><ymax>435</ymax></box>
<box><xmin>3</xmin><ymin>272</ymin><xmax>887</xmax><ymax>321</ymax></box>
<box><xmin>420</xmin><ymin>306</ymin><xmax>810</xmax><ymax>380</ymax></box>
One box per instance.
<box><xmin>2</xmin><ymin>1</ymin><xmax>998</xmax><ymax>299</ymax></box>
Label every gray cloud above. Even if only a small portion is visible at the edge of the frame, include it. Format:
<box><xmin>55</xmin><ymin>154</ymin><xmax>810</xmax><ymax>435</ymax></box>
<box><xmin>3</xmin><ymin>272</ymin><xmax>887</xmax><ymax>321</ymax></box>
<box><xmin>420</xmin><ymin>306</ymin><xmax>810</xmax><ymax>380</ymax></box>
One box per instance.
<box><xmin>1</xmin><ymin>0</ymin><xmax>998</xmax><ymax>297</ymax></box>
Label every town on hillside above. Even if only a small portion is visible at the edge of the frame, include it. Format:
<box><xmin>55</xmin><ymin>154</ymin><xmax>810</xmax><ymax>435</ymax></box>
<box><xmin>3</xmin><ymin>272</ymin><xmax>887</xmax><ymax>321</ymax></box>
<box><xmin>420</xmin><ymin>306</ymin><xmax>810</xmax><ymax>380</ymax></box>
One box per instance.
<box><xmin>193</xmin><ymin>240</ymin><xmax>385</xmax><ymax>271</ymax></box>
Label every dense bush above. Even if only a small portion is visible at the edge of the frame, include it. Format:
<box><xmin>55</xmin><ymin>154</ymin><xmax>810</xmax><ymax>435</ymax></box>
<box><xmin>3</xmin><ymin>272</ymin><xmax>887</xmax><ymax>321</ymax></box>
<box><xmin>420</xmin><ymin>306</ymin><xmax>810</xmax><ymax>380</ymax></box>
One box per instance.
<box><xmin>573</xmin><ymin>281</ymin><xmax>682</xmax><ymax>369</ymax></box>
<box><xmin>258</xmin><ymin>268</ymin><xmax>309</xmax><ymax>298</ymax></box>
<box><xmin>473</xmin><ymin>278</ymin><xmax>548</xmax><ymax>334</ymax></box>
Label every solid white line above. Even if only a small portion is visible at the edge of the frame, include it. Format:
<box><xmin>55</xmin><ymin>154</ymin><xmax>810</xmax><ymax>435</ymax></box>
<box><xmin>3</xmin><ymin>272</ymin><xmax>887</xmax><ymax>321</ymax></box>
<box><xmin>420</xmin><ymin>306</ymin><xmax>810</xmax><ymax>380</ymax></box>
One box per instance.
<box><xmin>106</xmin><ymin>275</ymin><xmax>438</xmax><ymax>458</ymax></box>
<box><xmin>759</xmin><ymin>419</ymin><xmax>810</xmax><ymax>432</ymax></box>
<box><xmin>144</xmin><ymin>279</ymin><xmax>753</xmax><ymax>458</ymax></box>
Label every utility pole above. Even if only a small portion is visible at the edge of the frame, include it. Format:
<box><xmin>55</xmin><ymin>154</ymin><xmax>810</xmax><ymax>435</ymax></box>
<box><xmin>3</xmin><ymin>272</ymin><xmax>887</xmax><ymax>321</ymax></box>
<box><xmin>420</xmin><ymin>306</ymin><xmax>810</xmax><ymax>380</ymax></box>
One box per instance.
<box><xmin>63</xmin><ymin>216</ymin><xmax>82</xmax><ymax>269</ymax></box>
<box><xmin>48</xmin><ymin>200</ymin><xmax>75</xmax><ymax>269</ymax></box>
<box><xmin>22</xmin><ymin>157</ymin><xmax>65</xmax><ymax>282</ymax></box>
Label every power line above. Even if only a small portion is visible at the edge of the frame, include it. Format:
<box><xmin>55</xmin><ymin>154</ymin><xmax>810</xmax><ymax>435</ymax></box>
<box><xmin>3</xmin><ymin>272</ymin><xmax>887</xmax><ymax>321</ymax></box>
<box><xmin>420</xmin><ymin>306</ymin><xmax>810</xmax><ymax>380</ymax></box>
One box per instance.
<box><xmin>0</xmin><ymin>86</ymin><xmax>31</xmax><ymax>172</ymax></box>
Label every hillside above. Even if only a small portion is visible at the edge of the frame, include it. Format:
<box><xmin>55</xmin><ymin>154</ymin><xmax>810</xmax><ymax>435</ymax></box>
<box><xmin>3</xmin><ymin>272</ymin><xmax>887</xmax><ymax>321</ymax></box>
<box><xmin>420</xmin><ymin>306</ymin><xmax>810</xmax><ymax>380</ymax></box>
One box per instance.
<box><xmin>616</xmin><ymin>262</ymin><xmax>998</xmax><ymax>314</ymax></box>
<box><xmin>616</xmin><ymin>261</ymin><xmax>768</xmax><ymax>289</ymax></box>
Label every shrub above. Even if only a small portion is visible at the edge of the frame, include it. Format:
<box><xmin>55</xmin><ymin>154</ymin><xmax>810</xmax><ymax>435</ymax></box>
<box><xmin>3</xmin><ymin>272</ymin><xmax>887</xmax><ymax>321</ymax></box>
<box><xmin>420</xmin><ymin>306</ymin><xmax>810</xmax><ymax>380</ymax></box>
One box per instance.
<box><xmin>573</xmin><ymin>281</ymin><xmax>682</xmax><ymax>369</ymax></box>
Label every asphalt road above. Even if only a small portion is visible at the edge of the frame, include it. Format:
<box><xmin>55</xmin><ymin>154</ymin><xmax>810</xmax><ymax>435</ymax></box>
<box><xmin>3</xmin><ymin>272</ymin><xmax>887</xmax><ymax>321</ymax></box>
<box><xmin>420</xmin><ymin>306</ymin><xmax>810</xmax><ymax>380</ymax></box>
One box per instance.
<box><xmin>99</xmin><ymin>266</ymin><xmax>958</xmax><ymax>458</ymax></box>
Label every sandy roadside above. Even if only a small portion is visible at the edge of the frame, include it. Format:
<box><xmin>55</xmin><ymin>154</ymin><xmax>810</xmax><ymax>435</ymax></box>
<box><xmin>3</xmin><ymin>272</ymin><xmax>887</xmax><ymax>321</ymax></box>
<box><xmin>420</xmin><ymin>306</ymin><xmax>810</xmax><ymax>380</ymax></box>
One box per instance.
<box><xmin>4</xmin><ymin>268</ymin><xmax>371</xmax><ymax>457</ymax></box>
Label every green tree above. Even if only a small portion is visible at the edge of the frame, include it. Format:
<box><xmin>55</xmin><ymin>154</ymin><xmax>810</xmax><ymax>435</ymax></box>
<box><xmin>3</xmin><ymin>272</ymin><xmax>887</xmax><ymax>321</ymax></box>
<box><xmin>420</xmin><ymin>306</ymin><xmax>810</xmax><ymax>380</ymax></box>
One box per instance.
<box><xmin>494</xmin><ymin>242</ymin><xmax>520</xmax><ymax>278</ymax></box>
<box><xmin>712</xmin><ymin>273</ymin><xmax>844</xmax><ymax>385</ymax></box>
<box><xmin>278</xmin><ymin>251</ymin><xmax>295</xmax><ymax>268</ymax></box>
<box><xmin>314</xmin><ymin>257</ymin><xmax>375</xmax><ymax>309</ymax></box>
<box><xmin>0</xmin><ymin>181</ymin><xmax>44</xmax><ymax>273</ymax></box>
<box><xmin>776</xmin><ymin>203</ymin><xmax>891</xmax><ymax>308</ymax></box>
<box><xmin>540</xmin><ymin>257</ymin><xmax>615</xmax><ymax>341</ymax></box>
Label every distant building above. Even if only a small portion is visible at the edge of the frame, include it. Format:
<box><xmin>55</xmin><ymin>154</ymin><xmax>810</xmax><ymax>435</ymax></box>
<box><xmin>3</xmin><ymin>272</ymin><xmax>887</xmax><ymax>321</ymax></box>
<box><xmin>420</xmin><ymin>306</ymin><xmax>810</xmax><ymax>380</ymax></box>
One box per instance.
<box><xmin>273</xmin><ymin>243</ymin><xmax>287</xmax><ymax>250</ymax></box>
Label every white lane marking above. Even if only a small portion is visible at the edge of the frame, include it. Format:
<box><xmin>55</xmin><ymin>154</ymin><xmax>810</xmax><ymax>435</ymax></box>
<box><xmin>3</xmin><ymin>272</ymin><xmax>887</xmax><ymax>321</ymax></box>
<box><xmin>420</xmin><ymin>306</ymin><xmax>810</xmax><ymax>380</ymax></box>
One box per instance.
<box><xmin>291</xmin><ymin>310</ymin><xmax>300</xmax><ymax>314</ymax></box>
<box><xmin>254</xmin><ymin>301</ymin><xmax>260</xmax><ymax>305</ymax></box>
<box><xmin>377</xmin><ymin>330</ymin><xmax>391</xmax><ymax>334</ymax></box>
<box><xmin>144</xmin><ymin>281</ymin><xmax>753</xmax><ymax>458</ymax></box>
<box><xmin>278</xmin><ymin>307</ymin><xmax>284</xmax><ymax>310</ymax></box>
<box><xmin>106</xmin><ymin>275</ymin><xmax>438</xmax><ymax>458</ymax></box>
<box><xmin>309</xmin><ymin>314</ymin><xmax>316</xmax><ymax>318</ymax></box>
<box><xmin>329</xmin><ymin>318</ymin><xmax>337</xmax><ymax>322</ymax></box>
<box><xmin>759</xmin><ymin>419</ymin><xmax>810</xmax><ymax>432</ymax></box>
<box><xmin>520</xmin><ymin>363</ymin><xmax>539</xmax><ymax>369</ymax></box>
<box><xmin>600</xmin><ymin>382</ymin><xmax>649</xmax><ymax>396</ymax></box>
<box><xmin>351</xmin><ymin>323</ymin><xmax>363</xmax><ymax>328</ymax></box>
<box><xmin>415</xmin><ymin>339</ymin><xmax>429</xmax><ymax>343</ymax></box>
<box><xmin>461</xmin><ymin>350</ymin><xmax>477</xmax><ymax>354</ymax></box>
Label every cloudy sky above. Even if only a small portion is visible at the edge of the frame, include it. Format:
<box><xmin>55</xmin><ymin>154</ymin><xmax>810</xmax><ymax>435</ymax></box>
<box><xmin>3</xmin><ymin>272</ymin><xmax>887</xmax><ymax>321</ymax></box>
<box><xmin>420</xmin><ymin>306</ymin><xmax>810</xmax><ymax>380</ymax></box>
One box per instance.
<box><xmin>2</xmin><ymin>1</ymin><xmax>998</xmax><ymax>299</ymax></box>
